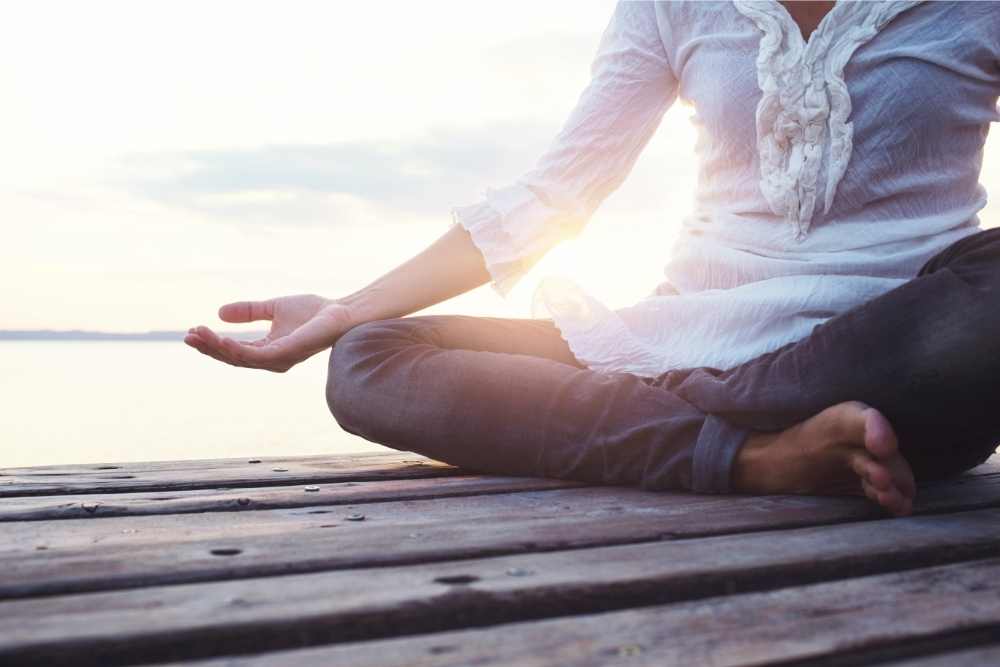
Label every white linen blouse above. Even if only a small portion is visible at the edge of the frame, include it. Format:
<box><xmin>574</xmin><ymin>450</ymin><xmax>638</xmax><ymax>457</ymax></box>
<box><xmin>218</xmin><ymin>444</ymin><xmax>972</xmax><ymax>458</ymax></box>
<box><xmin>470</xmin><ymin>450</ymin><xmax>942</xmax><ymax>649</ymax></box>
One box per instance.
<box><xmin>451</xmin><ymin>0</ymin><xmax>1000</xmax><ymax>377</ymax></box>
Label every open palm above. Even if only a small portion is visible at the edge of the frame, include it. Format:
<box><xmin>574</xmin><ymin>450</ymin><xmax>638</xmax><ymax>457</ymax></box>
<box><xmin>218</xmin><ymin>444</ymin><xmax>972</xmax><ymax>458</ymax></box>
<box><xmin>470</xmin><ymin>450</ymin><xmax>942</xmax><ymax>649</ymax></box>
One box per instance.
<box><xmin>184</xmin><ymin>294</ymin><xmax>356</xmax><ymax>372</ymax></box>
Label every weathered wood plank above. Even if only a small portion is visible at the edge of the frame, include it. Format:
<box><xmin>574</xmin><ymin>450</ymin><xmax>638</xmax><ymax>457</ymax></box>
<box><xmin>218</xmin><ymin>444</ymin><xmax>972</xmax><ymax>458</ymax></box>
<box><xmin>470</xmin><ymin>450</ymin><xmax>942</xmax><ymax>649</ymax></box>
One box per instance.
<box><xmin>5</xmin><ymin>468</ymin><xmax>1000</xmax><ymax>599</ymax></box>
<box><xmin>8</xmin><ymin>463</ymin><xmax>1000</xmax><ymax>551</ymax></box>
<box><xmin>4</xmin><ymin>458</ymin><xmax>998</xmax><ymax>523</ymax></box>
<box><xmin>3</xmin><ymin>508</ymin><xmax>1000</xmax><ymax>666</ymax></box>
<box><xmin>161</xmin><ymin>556</ymin><xmax>1000</xmax><ymax>667</ymax></box>
<box><xmin>0</xmin><ymin>452</ymin><xmax>456</xmax><ymax>497</ymax></box>
<box><xmin>882</xmin><ymin>645</ymin><xmax>1000</xmax><ymax>666</ymax></box>
<box><xmin>2</xmin><ymin>488</ymin><xmax>865</xmax><ymax>598</ymax></box>
<box><xmin>0</xmin><ymin>475</ymin><xmax>582</xmax><ymax>522</ymax></box>
<box><xmin>2</xmin><ymin>457</ymin><xmax>998</xmax><ymax>525</ymax></box>
<box><xmin>2</xmin><ymin>453</ymin><xmax>996</xmax><ymax>499</ymax></box>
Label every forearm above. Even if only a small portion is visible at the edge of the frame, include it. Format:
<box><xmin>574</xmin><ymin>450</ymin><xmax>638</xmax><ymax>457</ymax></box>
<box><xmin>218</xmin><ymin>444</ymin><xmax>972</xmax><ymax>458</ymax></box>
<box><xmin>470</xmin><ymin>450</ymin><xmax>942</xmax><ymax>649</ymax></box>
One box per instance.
<box><xmin>338</xmin><ymin>223</ymin><xmax>492</xmax><ymax>325</ymax></box>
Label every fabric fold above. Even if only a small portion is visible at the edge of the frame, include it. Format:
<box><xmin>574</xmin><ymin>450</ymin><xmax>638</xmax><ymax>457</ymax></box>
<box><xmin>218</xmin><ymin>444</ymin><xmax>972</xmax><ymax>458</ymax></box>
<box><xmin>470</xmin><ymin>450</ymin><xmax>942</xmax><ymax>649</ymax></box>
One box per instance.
<box><xmin>444</xmin><ymin>0</ymin><xmax>994</xmax><ymax>379</ymax></box>
<box><xmin>733</xmin><ymin>0</ymin><xmax>924</xmax><ymax>240</ymax></box>
<box><xmin>451</xmin><ymin>184</ymin><xmax>584</xmax><ymax>297</ymax></box>
<box><xmin>530</xmin><ymin>276</ymin><xmax>666</xmax><ymax>374</ymax></box>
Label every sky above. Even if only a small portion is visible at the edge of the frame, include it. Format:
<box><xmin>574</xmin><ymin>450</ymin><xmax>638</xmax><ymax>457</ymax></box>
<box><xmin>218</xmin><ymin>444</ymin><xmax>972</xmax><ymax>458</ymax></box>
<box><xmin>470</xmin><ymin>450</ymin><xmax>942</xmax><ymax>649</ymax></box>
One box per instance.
<box><xmin>2</xmin><ymin>0</ymin><xmax>998</xmax><ymax>332</ymax></box>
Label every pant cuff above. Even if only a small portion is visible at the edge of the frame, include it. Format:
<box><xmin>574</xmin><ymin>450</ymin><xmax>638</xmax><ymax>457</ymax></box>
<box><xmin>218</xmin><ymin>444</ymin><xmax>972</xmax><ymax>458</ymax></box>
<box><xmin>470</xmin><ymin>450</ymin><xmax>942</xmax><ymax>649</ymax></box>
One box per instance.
<box><xmin>692</xmin><ymin>414</ymin><xmax>750</xmax><ymax>494</ymax></box>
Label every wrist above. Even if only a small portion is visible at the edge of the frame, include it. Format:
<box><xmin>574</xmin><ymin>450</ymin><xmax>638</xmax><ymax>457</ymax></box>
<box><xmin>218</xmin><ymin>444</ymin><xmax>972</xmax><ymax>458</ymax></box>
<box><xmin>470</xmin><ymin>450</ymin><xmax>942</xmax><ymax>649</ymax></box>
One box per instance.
<box><xmin>731</xmin><ymin>431</ymin><xmax>776</xmax><ymax>494</ymax></box>
<box><xmin>335</xmin><ymin>286</ymin><xmax>388</xmax><ymax>330</ymax></box>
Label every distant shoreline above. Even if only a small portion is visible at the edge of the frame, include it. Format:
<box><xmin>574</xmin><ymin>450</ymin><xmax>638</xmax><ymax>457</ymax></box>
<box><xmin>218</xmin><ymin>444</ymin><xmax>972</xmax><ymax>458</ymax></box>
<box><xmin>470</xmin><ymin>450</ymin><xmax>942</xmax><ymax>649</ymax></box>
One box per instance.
<box><xmin>0</xmin><ymin>330</ymin><xmax>267</xmax><ymax>342</ymax></box>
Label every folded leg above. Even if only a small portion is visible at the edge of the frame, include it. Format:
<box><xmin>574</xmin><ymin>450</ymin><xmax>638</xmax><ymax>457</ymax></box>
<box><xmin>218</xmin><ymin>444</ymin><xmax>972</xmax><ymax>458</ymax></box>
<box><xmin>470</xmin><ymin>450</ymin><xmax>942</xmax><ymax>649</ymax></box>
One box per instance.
<box><xmin>658</xmin><ymin>228</ymin><xmax>1000</xmax><ymax>482</ymax></box>
<box><xmin>326</xmin><ymin>314</ymin><xmax>748</xmax><ymax>493</ymax></box>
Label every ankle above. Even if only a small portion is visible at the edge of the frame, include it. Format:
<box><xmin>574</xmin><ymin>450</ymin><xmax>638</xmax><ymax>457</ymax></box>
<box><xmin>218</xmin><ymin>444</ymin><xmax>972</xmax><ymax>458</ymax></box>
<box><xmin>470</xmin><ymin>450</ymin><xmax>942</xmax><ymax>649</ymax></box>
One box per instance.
<box><xmin>732</xmin><ymin>430</ymin><xmax>782</xmax><ymax>494</ymax></box>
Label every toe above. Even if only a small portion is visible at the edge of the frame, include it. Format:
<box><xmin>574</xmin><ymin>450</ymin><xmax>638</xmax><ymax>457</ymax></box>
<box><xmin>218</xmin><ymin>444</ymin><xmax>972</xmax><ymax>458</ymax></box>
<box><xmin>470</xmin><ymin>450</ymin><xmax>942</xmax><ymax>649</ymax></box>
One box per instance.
<box><xmin>861</xmin><ymin>407</ymin><xmax>899</xmax><ymax>460</ymax></box>
<box><xmin>877</xmin><ymin>486</ymin><xmax>911</xmax><ymax>517</ymax></box>
<box><xmin>888</xmin><ymin>456</ymin><xmax>917</xmax><ymax>501</ymax></box>
<box><xmin>861</xmin><ymin>479</ymin><xmax>911</xmax><ymax>518</ymax></box>
<box><xmin>849</xmin><ymin>452</ymin><xmax>893</xmax><ymax>491</ymax></box>
<box><xmin>861</xmin><ymin>479</ymin><xmax>881</xmax><ymax>505</ymax></box>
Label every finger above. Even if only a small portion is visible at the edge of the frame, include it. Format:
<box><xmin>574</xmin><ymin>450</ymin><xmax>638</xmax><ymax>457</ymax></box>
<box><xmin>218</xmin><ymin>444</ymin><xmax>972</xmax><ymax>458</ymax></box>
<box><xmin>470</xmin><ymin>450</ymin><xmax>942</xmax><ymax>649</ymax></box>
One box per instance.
<box><xmin>218</xmin><ymin>337</ymin><xmax>291</xmax><ymax>372</ymax></box>
<box><xmin>186</xmin><ymin>333</ymin><xmax>233</xmax><ymax>363</ymax></box>
<box><xmin>184</xmin><ymin>331</ymin><xmax>213</xmax><ymax>349</ymax></box>
<box><xmin>194</xmin><ymin>327</ymin><xmax>270</xmax><ymax>370</ymax></box>
<box><xmin>219</xmin><ymin>300</ymin><xmax>275</xmax><ymax>324</ymax></box>
<box><xmin>191</xmin><ymin>333</ymin><xmax>273</xmax><ymax>370</ymax></box>
<box><xmin>184</xmin><ymin>334</ymin><xmax>238</xmax><ymax>366</ymax></box>
<box><xmin>219</xmin><ymin>336</ymin><xmax>276</xmax><ymax>367</ymax></box>
<box><xmin>229</xmin><ymin>314</ymin><xmax>338</xmax><ymax>366</ymax></box>
<box><xmin>194</xmin><ymin>325</ymin><xmax>231</xmax><ymax>350</ymax></box>
<box><xmin>238</xmin><ymin>336</ymin><xmax>273</xmax><ymax>348</ymax></box>
<box><xmin>191</xmin><ymin>327</ymin><xmax>244</xmax><ymax>365</ymax></box>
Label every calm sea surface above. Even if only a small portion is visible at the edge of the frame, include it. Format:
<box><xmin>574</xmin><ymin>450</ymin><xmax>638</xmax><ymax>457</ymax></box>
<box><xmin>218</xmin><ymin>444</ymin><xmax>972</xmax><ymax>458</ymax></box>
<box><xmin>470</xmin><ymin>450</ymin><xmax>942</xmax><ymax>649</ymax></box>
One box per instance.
<box><xmin>0</xmin><ymin>341</ymin><xmax>383</xmax><ymax>468</ymax></box>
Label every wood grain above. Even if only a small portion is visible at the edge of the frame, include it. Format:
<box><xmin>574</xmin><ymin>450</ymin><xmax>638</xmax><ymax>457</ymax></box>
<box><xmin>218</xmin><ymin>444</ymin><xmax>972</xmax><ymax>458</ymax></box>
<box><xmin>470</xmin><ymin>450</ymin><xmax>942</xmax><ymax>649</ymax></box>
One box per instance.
<box><xmin>6</xmin><ymin>454</ymin><xmax>998</xmax><ymax>666</ymax></box>
<box><xmin>3</xmin><ymin>508</ymin><xmax>1000</xmax><ymax>665</ymax></box>
<box><xmin>5</xmin><ymin>467</ymin><xmax>1000</xmax><ymax>600</ymax></box>
<box><xmin>3</xmin><ymin>453</ymin><xmax>995</xmax><ymax>499</ymax></box>
<box><xmin>0</xmin><ymin>452</ymin><xmax>456</xmax><ymax>497</ymax></box>
<box><xmin>162</xmin><ymin>556</ymin><xmax>1000</xmax><ymax>667</ymax></box>
<box><xmin>881</xmin><ymin>645</ymin><xmax>1000</xmax><ymax>666</ymax></box>
<box><xmin>0</xmin><ymin>475</ymin><xmax>582</xmax><ymax>522</ymax></box>
<box><xmin>0</xmin><ymin>487</ymin><xmax>878</xmax><ymax>599</ymax></box>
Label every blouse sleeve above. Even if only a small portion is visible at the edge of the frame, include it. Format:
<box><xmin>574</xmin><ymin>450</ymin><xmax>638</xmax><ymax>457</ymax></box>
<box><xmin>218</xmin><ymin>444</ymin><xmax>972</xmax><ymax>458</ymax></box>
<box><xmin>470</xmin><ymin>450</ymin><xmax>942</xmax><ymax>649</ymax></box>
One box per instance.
<box><xmin>450</xmin><ymin>0</ymin><xmax>679</xmax><ymax>297</ymax></box>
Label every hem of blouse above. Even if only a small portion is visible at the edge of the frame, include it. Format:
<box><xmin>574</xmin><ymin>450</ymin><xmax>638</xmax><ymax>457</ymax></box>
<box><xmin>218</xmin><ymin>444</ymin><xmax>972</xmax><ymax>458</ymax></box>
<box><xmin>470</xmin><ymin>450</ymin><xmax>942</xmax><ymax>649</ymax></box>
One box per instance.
<box><xmin>533</xmin><ymin>278</ymin><xmax>666</xmax><ymax>377</ymax></box>
<box><xmin>550</xmin><ymin>316</ymin><xmax>626</xmax><ymax>374</ymax></box>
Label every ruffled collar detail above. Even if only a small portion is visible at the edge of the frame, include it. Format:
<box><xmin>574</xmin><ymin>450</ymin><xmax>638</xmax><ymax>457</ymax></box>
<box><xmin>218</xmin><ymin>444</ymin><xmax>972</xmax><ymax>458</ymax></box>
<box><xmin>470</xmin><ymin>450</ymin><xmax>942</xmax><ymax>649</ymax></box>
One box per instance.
<box><xmin>733</xmin><ymin>0</ymin><xmax>923</xmax><ymax>240</ymax></box>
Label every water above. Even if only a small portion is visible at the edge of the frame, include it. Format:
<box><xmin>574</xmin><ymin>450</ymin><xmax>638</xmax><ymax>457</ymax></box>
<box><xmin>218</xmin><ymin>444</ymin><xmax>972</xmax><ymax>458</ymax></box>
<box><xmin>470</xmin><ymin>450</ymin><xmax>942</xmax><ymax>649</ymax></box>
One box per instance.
<box><xmin>0</xmin><ymin>341</ymin><xmax>384</xmax><ymax>468</ymax></box>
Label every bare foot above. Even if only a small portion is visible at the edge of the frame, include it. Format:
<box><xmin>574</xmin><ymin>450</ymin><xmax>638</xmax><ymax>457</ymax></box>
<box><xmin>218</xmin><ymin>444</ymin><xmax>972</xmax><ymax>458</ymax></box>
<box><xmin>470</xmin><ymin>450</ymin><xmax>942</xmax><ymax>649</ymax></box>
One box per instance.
<box><xmin>732</xmin><ymin>401</ymin><xmax>917</xmax><ymax>516</ymax></box>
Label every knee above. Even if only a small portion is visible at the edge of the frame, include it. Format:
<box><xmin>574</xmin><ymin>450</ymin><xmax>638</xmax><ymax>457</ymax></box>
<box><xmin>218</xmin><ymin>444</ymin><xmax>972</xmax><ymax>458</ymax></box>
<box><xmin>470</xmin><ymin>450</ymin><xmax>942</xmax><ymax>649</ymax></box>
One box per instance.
<box><xmin>326</xmin><ymin>328</ymin><xmax>358</xmax><ymax>432</ymax></box>
<box><xmin>325</xmin><ymin>318</ymin><xmax>416</xmax><ymax>435</ymax></box>
<box><xmin>909</xmin><ymin>437</ymin><xmax>998</xmax><ymax>483</ymax></box>
<box><xmin>924</xmin><ymin>228</ymin><xmax>1000</xmax><ymax>290</ymax></box>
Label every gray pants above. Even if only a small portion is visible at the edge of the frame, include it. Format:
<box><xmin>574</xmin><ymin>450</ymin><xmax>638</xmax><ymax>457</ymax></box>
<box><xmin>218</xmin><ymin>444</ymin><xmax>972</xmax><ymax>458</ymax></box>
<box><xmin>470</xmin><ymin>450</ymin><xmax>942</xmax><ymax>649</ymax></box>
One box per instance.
<box><xmin>326</xmin><ymin>228</ymin><xmax>1000</xmax><ymax>494</ymax></box>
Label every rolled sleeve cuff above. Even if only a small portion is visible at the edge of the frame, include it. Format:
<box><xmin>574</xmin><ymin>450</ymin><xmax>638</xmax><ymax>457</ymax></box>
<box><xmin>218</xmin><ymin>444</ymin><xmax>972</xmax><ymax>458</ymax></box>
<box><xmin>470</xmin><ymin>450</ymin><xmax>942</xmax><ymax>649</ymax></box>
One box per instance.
<box><xmin>451</xmin><ymin>183</ymin><xmax>581</xmax><ymax>298</ymax></box>
<box><xmin>691</xmin><ymin>413</ymin><xmax>751</xmax><ymax>494</ymax></box>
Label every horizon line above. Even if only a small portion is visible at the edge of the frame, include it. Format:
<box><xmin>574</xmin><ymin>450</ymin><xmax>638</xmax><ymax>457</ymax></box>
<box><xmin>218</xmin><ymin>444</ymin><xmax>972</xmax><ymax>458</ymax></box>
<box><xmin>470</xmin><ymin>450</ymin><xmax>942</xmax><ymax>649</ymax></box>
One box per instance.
<box><xmin>0</xmin><ymin>329</ymin><xmax>269</xmax><ymax>341</ymax></box>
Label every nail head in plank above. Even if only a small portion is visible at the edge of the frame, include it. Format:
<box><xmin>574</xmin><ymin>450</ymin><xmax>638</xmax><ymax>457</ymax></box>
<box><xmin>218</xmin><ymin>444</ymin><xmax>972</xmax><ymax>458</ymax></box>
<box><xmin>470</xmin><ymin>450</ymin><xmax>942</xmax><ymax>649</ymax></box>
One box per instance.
<box><xmin>4</xmin><ymin>509</ymin><xmax>1000</xmax><ymax>665</ymax></box>
<box><xmin>152</xmin><ymin>556</ymin><xmax>1000</xmax><ymax>667</ymax></box>
<box><xmin>5</xmin><ymin>469</ymin><xmax>1000</xmax><ymax>600</ymax></box>
<box><xmin>0</xmin><ymin>476</ymin><xmax>582</xmax><ymax>522</ymax></box>
<box><xmin>0</xmin><ymin>452</ymin><xmax>457</xmax><ymax>497</ymax></box>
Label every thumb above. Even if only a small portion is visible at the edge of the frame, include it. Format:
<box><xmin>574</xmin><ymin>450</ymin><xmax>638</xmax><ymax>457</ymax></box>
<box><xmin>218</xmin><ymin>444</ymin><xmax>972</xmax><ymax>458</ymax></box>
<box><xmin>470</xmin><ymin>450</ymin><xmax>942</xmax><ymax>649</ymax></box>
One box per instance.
<box><xmin>219</xmin><ymin>300</ymin><xmax>275</xmax><ymax>323</ymax></box>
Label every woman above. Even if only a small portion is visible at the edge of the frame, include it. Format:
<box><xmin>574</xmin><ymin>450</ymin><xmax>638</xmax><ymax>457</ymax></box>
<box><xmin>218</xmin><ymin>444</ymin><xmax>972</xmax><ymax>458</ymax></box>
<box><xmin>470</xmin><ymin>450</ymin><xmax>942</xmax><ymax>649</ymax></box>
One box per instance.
<box><xmin>186</xmin><ymin>1</ymin><xmax>1000</xmax><ymax>518</ymax></box>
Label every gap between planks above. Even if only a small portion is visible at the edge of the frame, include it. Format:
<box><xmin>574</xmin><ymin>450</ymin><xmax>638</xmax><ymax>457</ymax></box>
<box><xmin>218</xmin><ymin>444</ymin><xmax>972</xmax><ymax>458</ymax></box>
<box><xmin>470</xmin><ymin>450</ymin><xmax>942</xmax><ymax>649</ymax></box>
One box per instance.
<box><xmin>3</xmin><ymin>455</ymin><xmax>998</xmax><ymax>522</ymax></box>
<box><xmin>3</xmin><ymin>469</ymin><xmax>1000</xmax><ymax>600</ymax></box>
<box><xmin>0</xmin><ymin>452</ymin><xmax>458</xmax><ymax>497</ymax></box>
<box><xmin>1</xmin><ymin>508</ymin><xmax>999</xmax><ymax>666</ymax></box>
<box><xmin>0</xmin><ymin>475</ymin><xmax>585</xmax><ymax>522</ymax></box>
<box><xmin>156</xmin><ymin>556</ymin><xmax>1000</xmax><ymax>667</ymax></box>
<box><xmin>0</xmin><ymin>456</ymin><xmax>994</xmax><ymax>664</ymax></box>
<box><xmin>4</xmin><ymin>461</ymin><xmax>1000</xmax><ymax>523</ymax></box>
<box><xmin>3</xmin><ymin>455</ymin><xmax>997</xmax><ymax>499</ymax></box>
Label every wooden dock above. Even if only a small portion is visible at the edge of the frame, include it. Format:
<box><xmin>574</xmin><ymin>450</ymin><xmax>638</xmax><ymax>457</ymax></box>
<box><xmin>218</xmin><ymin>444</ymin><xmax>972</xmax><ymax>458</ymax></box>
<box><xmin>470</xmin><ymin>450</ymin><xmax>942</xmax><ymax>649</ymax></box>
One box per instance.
<box><xmin>3</xmin><ymin>451</ymin><xmax>1000</xmax><ymax>666</ymax></box>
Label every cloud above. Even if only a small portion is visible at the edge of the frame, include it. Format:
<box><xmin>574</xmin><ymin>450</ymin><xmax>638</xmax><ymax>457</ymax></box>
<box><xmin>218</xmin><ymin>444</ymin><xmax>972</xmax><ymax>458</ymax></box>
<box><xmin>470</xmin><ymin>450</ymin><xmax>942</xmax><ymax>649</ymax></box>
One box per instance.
<box><xmin>117</xmin><ymin>122</ymin><xmax>561</xmax><ymax>225</ymax></box>
<box><xmin>115</xmin><ymin>100</ymin><xmax>696</xmax><ymax>229</ymax></box>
